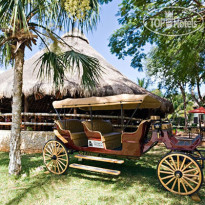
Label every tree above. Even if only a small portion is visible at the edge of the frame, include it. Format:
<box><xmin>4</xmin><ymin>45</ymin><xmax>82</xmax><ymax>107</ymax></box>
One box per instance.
<box><xmin>0</xmin><ymin>0</ymin><xmax>110</xmax><ymax>175</ymax></box>
<box><xmin>167</xmin><ymin>93</ymin><xmax>194</xmax><ymax>127</ymax></box>
<box><xmin>136</xmin><ymin>77</ymin><xmax>151</xmax><ymax>90</ymax></box>
<box><xmin>146</xmin><ymin>46</ymin><xmax>191</xmax><ymax>130</ymax></box>
<box><xmin>151</xmin><ymin>89</ymin><xmax>163</xmax><ymax>98</ymax></box>
<box><xmin>108</xmin><ymin>0</ymin><xmax>205</xmax><ymax>104</ymax></box>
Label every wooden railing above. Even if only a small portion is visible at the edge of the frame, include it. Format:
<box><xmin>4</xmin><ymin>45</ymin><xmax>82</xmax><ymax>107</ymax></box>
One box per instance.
<box><xmin>0</xmin><ymin>113</ymin><xmax>140</xmax><ymax>130</ymax></box>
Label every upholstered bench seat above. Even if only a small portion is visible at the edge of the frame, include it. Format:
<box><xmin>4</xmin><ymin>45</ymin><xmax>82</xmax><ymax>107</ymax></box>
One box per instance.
<box><xmin>72</xmin><ymin>132</ymin><xmax>86</xmax><ymax>139</ymax></box>
<box><xmin>82</xmin><ymin>120</ymin><xmax>121</xmax><ymax>150</ymax></box>
<box><xmin>102</xmin><ymin>132</ymin><xmax>121</xmax><ymax>141</ymax></box>
<box><xmin>55</xmin><ymin>119</ymin><xmax>88</xmax><ymax>147</ymax></box>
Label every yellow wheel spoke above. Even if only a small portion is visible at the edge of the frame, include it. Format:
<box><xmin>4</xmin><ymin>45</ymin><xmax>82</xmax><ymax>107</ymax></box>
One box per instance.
<box><xmin>180</xmin><ymin>157</ymin><xmax>186</xmax><ymax>171</ymax></box>
<box><xmin>178</xmin><ymin>179</ymin><xmax>181</xmax><ymax>193</ymax></box>
<box><xmin>183</xmin><ymin>176</ymin><xmax>199</xmax><ymax>185</ymax></box>
<box><xmin>165</xmin><ymin>176</ymin><xmax>175</xmax><ymax>186</ymax></box>
<box><xmin>56</xmin><ymin>160</ymin><xmax>60</xmax><ymax>173</ymax></box>
<box><xmin>49</xmin><ymin>160</ymin><xmax>55</xmax><ymax>171</ymax></box>
<box><xmin>183</xmin><ymin>168</ymin><xmax>197</xmax><ymax>174</ymax></box>
<box><xmin>57</xmin><ymin>147</ymin><xmax>64</xmax><ymax>156</ymax></box>
<box><xmin>184</xmin><ymin>174</ymin><xmax>199</xmax><ymax>178</ymax></box>
<box><xmin>160</xmin><ymin>170</ymin><xmax>173</xmax><ymax>174</ymax></box>
<box><xmin>164</xmin><ymin>159</ymin><xmax>175</xmax><ymax>171</ymax></box>
<box><xmin>177</xmin><ymin>155</ymin><xmax>180</xmax><ymax>170</ymax></box>
<box><xmin>161</xmin><ymin>165</ymin><xmax>174</xmax><ymax>173</ymax></box>
<box><xmin>54</xmin><ymin>142</ymin><xmax>56</xmax><ymax>155</ymax></box>
<box><xmin>57</xmin><ymin>160</ymin><xmax>64</xmax><ymax>171</ymax></box>
<box><xmin>46</xmin><ymin>160</ymin><xmax>53</xmax><ymax>168</ymax></box>
<box><xmin>45</xmin><ymin>148</ymin><xmax>52</xmax><ymax>155</ymax></box>
<box><xmin>182</xmin><ymin>161</ymin><xmax>193</xmax><ymax>171</ymax></box>
<box><xmin>181</xmin><ymin>179</ymin><xmax>188</xmax><ymax>193</ymax></box>
<box><xmin>182</xmin><ymin>177</ymin><xmax>194</xmax><ymax>190</ymax></box>
<box><xmin>56</xmin><ymin>142</ymin><xmax>60</xmax><ymax>155</ymax></box>
<box><xmin>171</xmin><ymin>178</ymin><xmax>177</xmax><ymax>191</ymax></box>
<box><xmin>54</xmin><ymin>160</ymin><xmax>57</xmax><ymax>173</ymax></box>
<box><xmin>161</xmin><ymin>175</ymin><xmax>174</xmax><ymax>180</ymax></box>
<box><xmin>57</xmin><ymin>158</ymin><xmax>66</xmax><ymax>167</ymax></box>
<box><xmin>45</xmin><ymin>153</ymin><xmax>52</xmax><ymax>158</ymax></box>
<box><xmin>48</xmin><ymin>144</ymin><xmax>53</xmax><ymax>154</ymax></box>
<box><xmin>170</xmin><ymin>156</ymin><xmax>177</xmax><ymax>170</ymax></box>
<box><xmin>58</xmin><ymin>158</ymin><xmax>67</xmax><ymax>162</ymax></box>
<box><xmin>44</xmin><ymin>156</ymin><xmax>52</xmax><ymax>161</ymax></box>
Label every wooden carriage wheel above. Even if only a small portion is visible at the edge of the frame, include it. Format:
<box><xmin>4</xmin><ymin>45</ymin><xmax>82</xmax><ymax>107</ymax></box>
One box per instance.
<box><xmin>190</xmin><ymin>149</ymin><xmax>204</xmax><ymax>168</ymax></box>
<box><xmin>43</xmin><ymin>140</ymin><xmax>69</xmax><ymax>175</ymax></box>
<box><xmin>157</xmin><ymin>152</ymin><xmax>203</xmax><ymax>196</ymax></box>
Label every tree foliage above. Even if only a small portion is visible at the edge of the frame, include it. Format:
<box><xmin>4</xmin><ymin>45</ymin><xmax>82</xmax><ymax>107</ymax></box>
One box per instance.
<box><xmin>167</xmin><ymin>93</ymin><xmax>194</xmax><ymax>126</ymax></box>
<box><xmin>109</xmin><ymin>0</ymin><xmax>205</xmax><ymax>67</ymax></box>
<box><xmin>137</xmin><ymin>77</ymin><xmax>151</xmax><ymax>90</ymax></box>
<box><xmin>108</xmin><ymin>0</ymin><xmax>205</xmax><ymax>102</ymax></box>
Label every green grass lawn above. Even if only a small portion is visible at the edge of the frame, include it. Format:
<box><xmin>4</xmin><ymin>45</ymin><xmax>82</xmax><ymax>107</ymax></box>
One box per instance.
<box><xmin>0</xmin><ymin>146</ymin><xmax>204</xmax><ymax>205</ymax></box>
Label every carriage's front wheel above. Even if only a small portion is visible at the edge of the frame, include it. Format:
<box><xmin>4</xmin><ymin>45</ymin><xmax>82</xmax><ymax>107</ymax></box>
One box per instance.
<box><xmin>43</xmin><ymin>140</ymin><xmax>69</xmax><ymax>175</ymax></box>
<box><xmin>157</xmin><ymin>152</ymin><xmax>203</xmax><ymax>196</ymax></box>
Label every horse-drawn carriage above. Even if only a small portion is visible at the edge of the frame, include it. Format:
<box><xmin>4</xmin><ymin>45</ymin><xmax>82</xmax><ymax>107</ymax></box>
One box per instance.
<box><xmin>43</xmin><ymin>94</ymin><xmax>204</xmax><ymax>196</ymax></box>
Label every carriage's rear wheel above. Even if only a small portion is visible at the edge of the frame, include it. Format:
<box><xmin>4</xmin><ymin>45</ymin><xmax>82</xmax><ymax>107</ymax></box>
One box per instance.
<box><xmin>157</xmin><ymin>152</ymin><xmax>203</xmax><ymax>196</ymax></box>
<box><xmin>43</xmin><ymin>140</ymin><xmax>69</xmax><ymax>175</ymax></box>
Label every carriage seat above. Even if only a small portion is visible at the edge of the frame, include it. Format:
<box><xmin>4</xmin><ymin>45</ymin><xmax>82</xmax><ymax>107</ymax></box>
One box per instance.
<box><xmin>82</xmin><ymin>120</ymin><xmax>121</xmax><ymax>150</ymax></box>
<box><xmin>171</xmin><ymin>134</ymin><xmax>202</xmax><ymax>150</ymax></box>
<box><xmin>121</xmin><ymin>120</ymin><xmax>151</xmax><ymax>156</ymax></box>
<box><xmin>55</xmin><ymin>119</ymin><xmax>88</xmax><ymax>147</ymax></box>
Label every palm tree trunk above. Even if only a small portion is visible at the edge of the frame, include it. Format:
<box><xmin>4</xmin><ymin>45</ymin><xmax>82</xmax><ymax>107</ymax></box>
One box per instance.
<box><xmin>9</xmin><ymin>47</ymin><xmax>25</xmax><ymax>175</ymax></box>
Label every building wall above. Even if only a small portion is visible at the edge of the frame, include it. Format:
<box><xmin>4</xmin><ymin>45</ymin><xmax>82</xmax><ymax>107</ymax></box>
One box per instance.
<box><xmin>0</xmin><ymin>130</ymin><xmax>55</xmax><ymax>153</ymax></box>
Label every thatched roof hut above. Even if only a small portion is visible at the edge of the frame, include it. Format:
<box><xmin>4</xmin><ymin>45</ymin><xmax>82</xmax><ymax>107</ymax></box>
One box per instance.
<box><xmin>0</xmin><ymin>29</ymin><xmax>173</xmax><ymax>114</ymax></box>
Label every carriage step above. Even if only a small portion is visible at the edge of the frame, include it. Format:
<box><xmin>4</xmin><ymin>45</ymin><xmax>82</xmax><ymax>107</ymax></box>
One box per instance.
<box><xmin>74</xmin><ymin>154</ymin><xmax>124</xmax><ymax>164</ymax></box>
<box><xmin>69</xmin><ymin>163</ymin><xmax>121</xmax><ymax>175</ymax></box>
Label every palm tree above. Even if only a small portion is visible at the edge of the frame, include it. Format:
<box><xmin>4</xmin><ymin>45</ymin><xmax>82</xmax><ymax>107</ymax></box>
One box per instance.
<box><xmin>0</xmin><ymin>0</ymin><xmax>104</xmax><ymax>175</ymax></box>
<box><xmin>137</xmin><ymin>77</ymin><xmax>151</xmax><ymax>90</ymax></box>
<box><xmin>168</xmin><ymin>94</ymin><xmax>194</xmax><ymax>127</ymax></box>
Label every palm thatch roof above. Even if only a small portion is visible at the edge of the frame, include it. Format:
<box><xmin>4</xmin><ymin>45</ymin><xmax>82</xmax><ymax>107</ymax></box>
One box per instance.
<box><xmin>0</xmin><ymin>29</ymin><xmax>173</xmax><ymax>113</ymax></box>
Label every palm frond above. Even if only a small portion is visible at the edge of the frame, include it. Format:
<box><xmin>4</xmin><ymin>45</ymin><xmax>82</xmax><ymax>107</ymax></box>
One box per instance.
<box><xmin>62</xmin><ymin>50</ymin><xmax>102</xmax><ymax>88</ymax></box>
<box><xmin>35</xmin><ymin>51</ymin><xmax>65</xmax><ymax>87</ymax></box>
<box><xmin>36</xmin><ymin>50</ymin><xmax>102</xmax><ymax>89</ymax></box>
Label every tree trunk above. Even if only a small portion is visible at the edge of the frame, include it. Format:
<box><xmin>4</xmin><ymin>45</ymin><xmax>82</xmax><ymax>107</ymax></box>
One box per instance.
<box><xmin>191</xmin><ymin>86</ymin><xmax>201</xmax><ymax>107</ymax></box>
<box><xmin>9</xmin><ymin>46</ymin><xmax>25</xmax><ymax>175</ymax></box>
<box><xmin>179</xmin><ymin>84</ymin><xmax>188</xmax><ymax>131</ymax></box>
<box><xmin>196</xmin><ymin>78</ymin><xmax>204</xmax><ymax>105</ymax></box>
<box><xmin>24</xmin><ymin>96</ymin><xmax>29</xmax><ymax>130</ymax></box>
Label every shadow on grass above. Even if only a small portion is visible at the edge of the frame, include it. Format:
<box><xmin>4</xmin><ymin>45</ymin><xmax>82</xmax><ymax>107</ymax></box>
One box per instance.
<box><xmin>0</xmin><ymin>152</ymin><xmax>43</xmax><ymax>177</ymax></box>
<box><xmin>1</xmin><ymin>146</ymin><xmax>205</xmax><ymax>205</ymax></box>
<box><xmin>21</xmin><ymin>153</ymin><xmax>43</xmax><ymax>176</ymax></box>
<box><xmin>0</xmin><ymin>152</ymin><xmax>9</xmax><ymax>168</ymax></box>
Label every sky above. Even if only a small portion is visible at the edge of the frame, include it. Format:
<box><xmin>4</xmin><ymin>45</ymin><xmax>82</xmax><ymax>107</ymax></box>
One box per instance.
<box><xmin>0</xmin><ymin>0</ymin><xmax>149</xmax><ymax>84</ymax></box>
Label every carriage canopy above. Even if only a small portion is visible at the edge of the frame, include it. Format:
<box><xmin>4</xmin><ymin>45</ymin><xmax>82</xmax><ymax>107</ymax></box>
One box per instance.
<box><xmin>52</xmin><ymin>94</ymin><xmax>161</xmax><ymax>110</ymax></box>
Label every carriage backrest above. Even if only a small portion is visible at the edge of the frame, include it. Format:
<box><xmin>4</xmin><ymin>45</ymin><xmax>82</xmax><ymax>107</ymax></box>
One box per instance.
<box><xmin>135</xmin><ymin>120</ymin><xmax>151</xmax><ymax>141</ymax></box>
<box><xmin>83</xmin><ymin>120</ymin><xmax>113</xmax><ymax>134</ymax></box>
<box><xmin>56</xmin><ymin>119</ymin><xmax>84</xmax><ymax>133</ymax></box>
